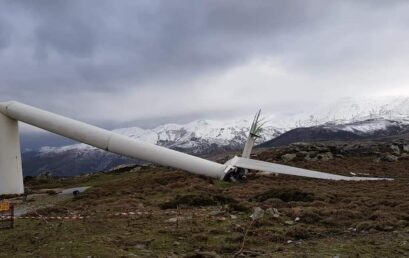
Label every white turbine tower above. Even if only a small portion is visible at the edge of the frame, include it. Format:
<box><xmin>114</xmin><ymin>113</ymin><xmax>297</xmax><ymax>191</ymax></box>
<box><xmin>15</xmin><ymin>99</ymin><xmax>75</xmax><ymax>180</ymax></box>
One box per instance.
<box><xmin>0</xmin><ymin>101</ymin><xmax>391</xmax><ymax>195</ymax></box>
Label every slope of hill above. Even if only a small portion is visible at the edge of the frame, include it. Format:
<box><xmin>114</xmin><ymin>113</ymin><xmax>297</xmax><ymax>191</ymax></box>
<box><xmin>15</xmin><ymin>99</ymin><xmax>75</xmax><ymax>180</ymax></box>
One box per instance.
<box><xmin>260</xmin><ymin>119</ymin><xmax>409</xmax><ymax>147</ymax></box>
<box><xmin>5</xmin><ymin>144</ymin><xmax>409</xmax><ymax>257</ymax></box>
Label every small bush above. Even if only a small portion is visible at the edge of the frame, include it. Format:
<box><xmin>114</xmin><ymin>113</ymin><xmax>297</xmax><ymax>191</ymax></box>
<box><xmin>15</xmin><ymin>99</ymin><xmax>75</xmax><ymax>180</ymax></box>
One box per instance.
<box><xmin>228</xmin><ymin>202</ymin><xmax>251</xmax><ymax>212</ymax></box>
<box><xmin>301</xmin><ymin>208</ymin><xmax>322</xmax><ymax>223</ymax></box>
<box><xmin>286</xmin><ymin>225</ymin><xmax>311</xmax><ymax>240</ymax></box>
<box><xmin>159</xmin><ymin>193</ymin><xmax>238</xmax><ymax>209</ymax></box>
<box><xmin>252</xmin><ymin>188</ymin><xmax>315</xmax><ymax>203</ymax></box>
<box><xmin>27</xmin><ymin>206</ymin><xmax>68</xmax><ymax>216</ymax></box>
<box><xmin>45</xmin><ymin>190</ymin><xmax>58</xmax><ymax>195</ymax></box>
<box><xmin>355</xmin><ymin>221</ymin><xmax>396</xmax><ymax>232</ymax></box>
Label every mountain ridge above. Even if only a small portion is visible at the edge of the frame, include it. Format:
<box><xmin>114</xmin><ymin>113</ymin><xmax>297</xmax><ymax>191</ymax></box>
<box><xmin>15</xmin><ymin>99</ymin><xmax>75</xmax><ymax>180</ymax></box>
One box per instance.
<box><xmin>23</xmin><ymin>96</ymin><xmax>409</xmax><ymax>176</ymax></box>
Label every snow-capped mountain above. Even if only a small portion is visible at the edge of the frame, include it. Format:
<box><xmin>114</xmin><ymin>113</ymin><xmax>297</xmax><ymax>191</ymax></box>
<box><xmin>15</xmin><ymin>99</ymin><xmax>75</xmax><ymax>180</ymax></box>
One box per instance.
<box><xmin>275</xmin><ymin>96</ymin><xmax>409</xmax><ymax>129</ymax></box>
<box><xmin>23</xmin><ymin>95</ymin><xmax>409</xmax><ymax>176</ymax></box>
<box><xmin>261</xmin><ymin>118</ymin><xmax>409</xmax><ymax>148</ymax></box>
<box><xmin>38</xmin><ymin>119</ymin><xmax>282</xmax><ymax>155</ymax></box>
<box><xmin>23</xmin><ymin>119</ymin><xmax>282</xmax><ymax>176</ymax></box>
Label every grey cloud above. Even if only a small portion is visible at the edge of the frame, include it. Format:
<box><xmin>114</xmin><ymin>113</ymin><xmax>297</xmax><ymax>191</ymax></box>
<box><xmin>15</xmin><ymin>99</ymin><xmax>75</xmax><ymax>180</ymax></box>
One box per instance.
<box><xmin>3</xmin><ymin>0</ymin><xmax>328</xmax><ymax>92</ymax></box>
<box><xmin>0</xmin><ymin>15</ymin><xmax>11</xmax><ymax>50</ymax></box>
<box><xmin>0</xmin><ymin>0</ymin><xmax>409</xmax><ymax>128</ymax></box>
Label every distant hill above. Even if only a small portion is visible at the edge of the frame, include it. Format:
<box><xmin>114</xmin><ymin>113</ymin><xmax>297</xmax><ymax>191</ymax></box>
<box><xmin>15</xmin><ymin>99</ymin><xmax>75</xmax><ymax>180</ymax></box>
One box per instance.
<box><xmin>259</xmin><ymin>119</ymin><xmax>409</xmax><ymax>147</ymax></box>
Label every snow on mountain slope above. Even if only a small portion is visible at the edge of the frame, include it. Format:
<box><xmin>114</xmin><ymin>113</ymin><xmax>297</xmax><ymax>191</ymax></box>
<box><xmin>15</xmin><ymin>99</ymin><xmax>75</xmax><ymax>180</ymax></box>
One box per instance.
<box><xmin>335</xmin><ymin>119</ymin><xmax>400</xmax><ymax>135</ymax></box>
<box><xmin>39</xmin><ymin>95</ymin><xmax>409</xmax><ymax>155</ymax></box>
<box><xmin>39</xmin><ymin>118</ymin><xmax>282</xmax><ymax>155</ymax></box>
<box><xmin>274</xmin><ymin>96</ymin><xmax>409</xmax><ymax>129</ymax></box>
<box><xmin>28</xmin><ymin>118</ymin><xmax>282</xmax><ymax>176</ymax></box>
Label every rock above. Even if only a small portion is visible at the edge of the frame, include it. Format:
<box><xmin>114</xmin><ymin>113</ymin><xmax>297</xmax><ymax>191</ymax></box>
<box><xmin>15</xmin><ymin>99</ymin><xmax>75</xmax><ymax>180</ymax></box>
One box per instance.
<box><xmin>130</xmin><ymin>167</ymin><xmax>142</xmax><ymax>172</ymax></box>
<box><xmin>134</xmin><ymin>244</ymin><xmax>146</xmax><ymax>249</ymax></box>
<box><xmin>37</xmin><ymin>171</ymin><xmax>53</xmax><ymax>178</ymax></box>
<box><xmin>401</xmin><ymin>153</ymin><xmax>409</xmax><ymax>158</ymax></box>
<box><xmin>230</xmin><ymin>215</ymin><xmax>238</xmax><ymax>220</ymax></box>
<box><xmin>285</xmin><ymin>220</ymin><xmax>295</xmax><ymax>225</ymax></box>
<box><xmin>389</xmin><ymin>144</ymin><xmax>401</xmax><ymax>155</ymax></box>
<box><xmin>304</xmin><ymin>155</ymin><xmax>317</xmax><ymax>161</ymax></box>
<box><xmin>304</xmin><ymin>151</ymin><xmax>318</xmax><ymax>161</ymax></box>
<box><xmin>381</xmin><ymin>154</ymin><xmax>399</xmax><ymax>162</ymax></box>
<box><xmin>313</xmin><ymin>146</ymin><xmax>330</xmax><ymax>152</ymax></box>
<box><xmin>250</xmin><ymin>207</ymin><xmax>264</xmax><ymax>220</ymax></box>
<box><xmin>209</xmin><ymin>210</ymin><xmax>224</xmax><ymax>216</ymax></box>
<box><xmin>165</xmin><ymin>217</ymin><xmax>180</xmax><ymax>223</ymax></box>
<box><xmin>281</xmin><ymin>153</ymin><xmax>297</xmax><ymax>162</ymax></box>
<box><xmin>316</xmin><ymin>152</ymin><xmax>333</xmax><ymax>161</ymax></box>
<box><xmin>403</xmin><ymin>145</ymin><xmax>409</xmax><ymax>153</ymax></box>
<box><xmin>266</xmin><ymin>208</ymin><xmax>280</xmax><ymax>218</ymax></box>
<box><xmin>296</xmin><ymin>151</ymin><xmax>310</xmax><ymax>157</ymax></box>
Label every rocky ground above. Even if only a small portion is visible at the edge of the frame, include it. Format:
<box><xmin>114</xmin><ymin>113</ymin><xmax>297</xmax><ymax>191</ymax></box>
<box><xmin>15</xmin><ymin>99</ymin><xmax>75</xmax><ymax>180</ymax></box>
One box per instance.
<box><xmin>267</xmin><ymin>139</ymin><xmax>409</xmax><ymax>163</ymax></box>
<box><xmin>1</xmin><ymin>141</ymin><xmax>409</xmax><ymax>257</ymax></box>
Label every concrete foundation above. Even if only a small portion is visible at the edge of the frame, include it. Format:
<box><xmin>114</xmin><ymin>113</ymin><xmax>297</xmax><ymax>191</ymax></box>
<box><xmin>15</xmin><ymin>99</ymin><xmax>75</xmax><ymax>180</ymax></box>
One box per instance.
<box><xmin>0</xmin><ymin>112</ymin><xmax>24</xmax><ymax>195</ymax></box>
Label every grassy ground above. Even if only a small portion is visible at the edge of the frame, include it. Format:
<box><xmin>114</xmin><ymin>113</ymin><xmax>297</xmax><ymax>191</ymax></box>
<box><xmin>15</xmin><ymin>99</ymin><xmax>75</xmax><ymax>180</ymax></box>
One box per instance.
<box><xmin>1</xmin><ymin>151</ymin><xmax>409</xmax><ymax>257</ymax></box>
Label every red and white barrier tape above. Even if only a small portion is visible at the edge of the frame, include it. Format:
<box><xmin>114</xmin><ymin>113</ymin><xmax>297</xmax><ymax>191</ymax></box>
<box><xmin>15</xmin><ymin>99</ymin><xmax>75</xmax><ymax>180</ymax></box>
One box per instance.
<box><xmin>16</xmin><ymin>211</ymin><xmax>152</xmax><ymax>220</ymax></box>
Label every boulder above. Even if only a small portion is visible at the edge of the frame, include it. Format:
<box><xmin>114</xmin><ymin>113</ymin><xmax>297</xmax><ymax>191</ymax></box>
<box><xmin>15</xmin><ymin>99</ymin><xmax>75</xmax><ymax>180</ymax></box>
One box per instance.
<box><xmin>250</xmin><ymin>207</ymin><xmax>265</xmax><ymax>220</ymax></box>
<box><xmin>266</xmin><ymin>208</ymin><xmax>280</xmax><ymax>218</ymax></box>
<box><xmin>281</xmin><ymin>153</ymin><xmax>297</xmax><ymax>162</ymax></box>
<box><xmin>37</xmin><ymin>171</ymin><xmax>53</xmax><ymax>178</ymax></box>
<box><xmin>304</xmin><ymin>154</ymin><xmax>317</xmax><ymax>161</ymax></box>
<box><xmin>389</xmin><ymin>144</ymin><xmax>401</xmax><ymax>155</ymax></box>
<box><xmin>400</xmin><ymin>153</ymin><xmax>409</xmax><ymax>158</ymax></box>
<box><xmin>316</xmin><ymin>152</ymin><xmax>333</xmax><ymax>161</ymax></box>
<box><xmin>381</xmin><ymin>154</ymin><xmax>399</xmax><ymax>162</ymax></box>
<box><xmin>296</xmin><ymin>151</ymin><xmax>310</xmax><ymax>157</ymax></box>
<box><xmin>311</xmin><ymin>145</ymin><xmax>329</xmax><ymax>152</ymax></box>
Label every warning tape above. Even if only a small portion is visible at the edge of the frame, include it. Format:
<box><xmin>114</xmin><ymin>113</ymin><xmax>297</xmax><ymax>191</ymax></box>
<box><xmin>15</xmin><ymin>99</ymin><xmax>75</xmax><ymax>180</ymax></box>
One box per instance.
<box><xmin>3</xmin><ymin>209</ymin><xmax>216</xmax><ymax>221</ymax></box>
<box><xmin>14</xmin><ymin>211</ymin><xmax>153</xmax><ymax>220</ymax></box>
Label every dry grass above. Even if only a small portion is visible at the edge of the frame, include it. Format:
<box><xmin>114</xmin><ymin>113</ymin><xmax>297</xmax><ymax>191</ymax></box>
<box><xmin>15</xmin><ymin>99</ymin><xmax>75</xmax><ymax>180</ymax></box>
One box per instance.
<box><xmin>1</xmin><ymin>151</ymin><xmax>409</xmax><ymax>257</ymax></box>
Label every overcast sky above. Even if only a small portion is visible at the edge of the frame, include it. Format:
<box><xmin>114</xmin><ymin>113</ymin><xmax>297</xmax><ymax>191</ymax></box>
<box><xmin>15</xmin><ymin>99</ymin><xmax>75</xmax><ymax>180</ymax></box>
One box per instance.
<box><xmin>2</xmin><ymin>0</ymin><xmax>409</xmax><ymax>138</ymax></box>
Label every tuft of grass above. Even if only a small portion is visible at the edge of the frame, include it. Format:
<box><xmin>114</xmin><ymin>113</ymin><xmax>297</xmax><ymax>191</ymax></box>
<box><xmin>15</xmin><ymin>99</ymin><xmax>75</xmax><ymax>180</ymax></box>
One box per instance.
<box><xmin>159</xmin><ymin>193</ymin><xmax>238</xmax><ymax>209</ymax></box>
<box><xmin>252</xmin><ymin>188</ymin><xmax>315</xmax><ymax>203</ymax></box>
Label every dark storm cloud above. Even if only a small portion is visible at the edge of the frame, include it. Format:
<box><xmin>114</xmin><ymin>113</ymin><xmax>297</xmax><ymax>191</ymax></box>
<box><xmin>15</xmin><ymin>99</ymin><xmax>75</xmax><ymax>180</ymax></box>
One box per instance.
<box><xmin>1</xmin><ymin>0</ymin><xmax>409</xmax><ymax>128</ymax></box>
<box><xmin>0</xmin><ymin>0</ymin><xmax>325</xmax><ymax>92</ymax></box>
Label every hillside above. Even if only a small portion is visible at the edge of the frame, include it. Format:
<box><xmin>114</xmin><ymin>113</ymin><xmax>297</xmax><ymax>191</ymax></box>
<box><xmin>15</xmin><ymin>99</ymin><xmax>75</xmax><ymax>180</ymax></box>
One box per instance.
<box><xmin>2</xmin><ymin>142</ymin><xmax>409</xmax><ymax>257</ymax></box>
<box><xmin>260</xmin><ymin>119</ymin><xmax>409</xmax><ymax>147</ymax></box>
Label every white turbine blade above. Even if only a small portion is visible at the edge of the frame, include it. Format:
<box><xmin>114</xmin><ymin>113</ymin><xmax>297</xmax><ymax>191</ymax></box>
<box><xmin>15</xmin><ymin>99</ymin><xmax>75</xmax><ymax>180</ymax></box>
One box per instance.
<box><xmin>228</xmin><ymin>156</ymin><xmax>392</xmax><ymax>181</ymax></box>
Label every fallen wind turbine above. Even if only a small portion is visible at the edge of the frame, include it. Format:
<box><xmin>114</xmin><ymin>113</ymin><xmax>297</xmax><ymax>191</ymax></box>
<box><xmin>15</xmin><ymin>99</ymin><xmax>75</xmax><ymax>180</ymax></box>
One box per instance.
<box><xmin>0</xmin><ymin>101</ymin><xmax>391</xmax><ymax>195</ymax></box>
